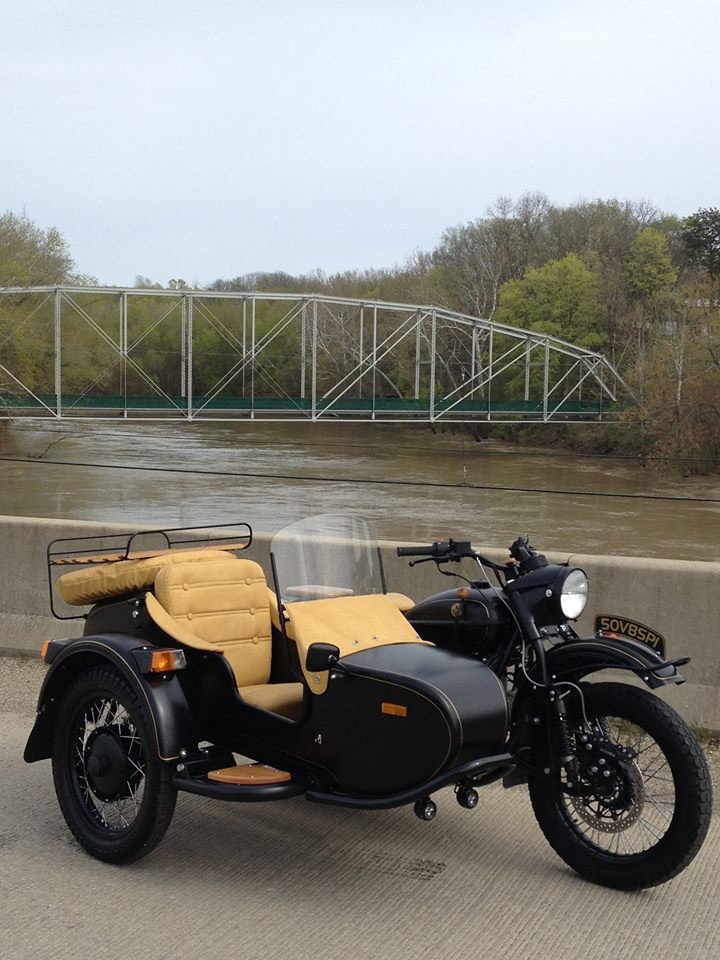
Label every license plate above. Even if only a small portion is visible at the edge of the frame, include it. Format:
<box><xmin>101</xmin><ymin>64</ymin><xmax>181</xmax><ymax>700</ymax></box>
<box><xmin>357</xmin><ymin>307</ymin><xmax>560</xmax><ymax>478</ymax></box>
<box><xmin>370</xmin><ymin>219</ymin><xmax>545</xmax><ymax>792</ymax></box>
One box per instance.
<box><xmin>594</xmin><ymin>615</ymin><xmax>666</xmax><ymax>657</ymax></box>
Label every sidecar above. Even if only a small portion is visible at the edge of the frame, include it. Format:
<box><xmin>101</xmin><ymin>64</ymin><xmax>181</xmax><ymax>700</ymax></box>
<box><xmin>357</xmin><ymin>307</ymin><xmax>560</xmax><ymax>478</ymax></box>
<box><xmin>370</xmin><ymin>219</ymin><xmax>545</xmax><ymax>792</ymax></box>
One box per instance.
<box><xmin>25</xmin><ymin>516</ymin><xmax>511</xmax><ymax>863</ymax></box>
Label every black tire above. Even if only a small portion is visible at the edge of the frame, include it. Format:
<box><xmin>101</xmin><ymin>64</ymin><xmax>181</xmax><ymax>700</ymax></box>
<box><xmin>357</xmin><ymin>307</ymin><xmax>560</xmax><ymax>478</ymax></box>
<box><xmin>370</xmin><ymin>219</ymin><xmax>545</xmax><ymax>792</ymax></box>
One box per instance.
<box><xmin>52</xmin><ymin>665</ymin><xmax>177</xmax><ymax>863</ymax></box>
<box><xmin>528</xmin><ymin>682</ymin><xmax>712</xmax><ymax>889</ymax></box>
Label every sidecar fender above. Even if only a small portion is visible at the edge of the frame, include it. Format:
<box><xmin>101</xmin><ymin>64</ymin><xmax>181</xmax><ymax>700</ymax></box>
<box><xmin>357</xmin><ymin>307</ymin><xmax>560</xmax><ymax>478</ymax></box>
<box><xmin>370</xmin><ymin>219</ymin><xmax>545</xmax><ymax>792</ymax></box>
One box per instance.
<box><xmin>24</xmin><ymin>634</ymin><xmax>195</xmax><ymax>763</ymax></box>
<box><xmin>542</xmin><ymin>635</ymin><xmax>685</xmax><ymax>689</ymax></box>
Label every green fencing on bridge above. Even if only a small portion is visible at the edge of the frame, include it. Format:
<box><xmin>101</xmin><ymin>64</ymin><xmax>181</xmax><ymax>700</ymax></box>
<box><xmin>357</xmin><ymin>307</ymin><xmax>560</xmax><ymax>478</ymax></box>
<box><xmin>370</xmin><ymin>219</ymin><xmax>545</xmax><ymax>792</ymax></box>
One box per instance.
<box><xmin>0</xmin><ymin>392</ymin><xmax>616</xmax><ymax>416</ymax></box>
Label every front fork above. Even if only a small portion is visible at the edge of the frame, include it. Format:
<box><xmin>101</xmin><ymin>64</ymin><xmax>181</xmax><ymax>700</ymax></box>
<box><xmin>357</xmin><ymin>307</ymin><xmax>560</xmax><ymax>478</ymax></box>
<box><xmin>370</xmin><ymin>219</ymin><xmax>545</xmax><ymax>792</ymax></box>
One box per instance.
<box><xmin>517</xmin><ymin>633</ymin><xmax>581</xmax><ymax>786</ymax></box>
<box><xmin>549</xmin><ymin>685</ymin><xmax>580</xmax><ymax>783</ymax></box>
<box><xmin>506</xmin><ymin>683</ymin><xmax>582</xmax><ymax>791</ymax></box>
<box><xmin>526</xmin><ymin>626</ymin><xmax>580</xmax><ymax>776</ymax></box>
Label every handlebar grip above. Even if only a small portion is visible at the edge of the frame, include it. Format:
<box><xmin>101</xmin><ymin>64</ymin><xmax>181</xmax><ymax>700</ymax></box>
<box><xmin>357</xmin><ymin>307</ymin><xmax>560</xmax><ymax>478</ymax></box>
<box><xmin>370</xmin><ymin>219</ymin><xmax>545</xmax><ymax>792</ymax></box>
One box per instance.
<box><xmin>396</xmin><ymin>544</ymin><xmax>439</xmax><ymax>557</ymax></box>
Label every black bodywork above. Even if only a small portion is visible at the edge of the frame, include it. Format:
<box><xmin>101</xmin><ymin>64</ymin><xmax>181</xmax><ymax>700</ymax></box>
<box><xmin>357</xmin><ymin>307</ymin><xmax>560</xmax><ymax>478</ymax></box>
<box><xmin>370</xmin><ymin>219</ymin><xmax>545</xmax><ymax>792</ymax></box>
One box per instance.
<box><xmin>404</xmin><ymin>580</ymin><xmax>684</xmax><ymax>689</ymax></box>
<box><xmin>402</xmin><ymin>584</ymin><xmax>506</xmax><ymax>656</ymax></box>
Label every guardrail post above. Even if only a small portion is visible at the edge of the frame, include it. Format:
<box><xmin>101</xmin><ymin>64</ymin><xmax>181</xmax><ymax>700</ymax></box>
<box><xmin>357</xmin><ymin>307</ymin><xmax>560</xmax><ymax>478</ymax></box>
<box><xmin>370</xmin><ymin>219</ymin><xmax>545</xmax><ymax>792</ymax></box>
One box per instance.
<box><xmin>54</xmin><ymin>287</ymin><xmax>62</xmax><ymax>419</ymax></box>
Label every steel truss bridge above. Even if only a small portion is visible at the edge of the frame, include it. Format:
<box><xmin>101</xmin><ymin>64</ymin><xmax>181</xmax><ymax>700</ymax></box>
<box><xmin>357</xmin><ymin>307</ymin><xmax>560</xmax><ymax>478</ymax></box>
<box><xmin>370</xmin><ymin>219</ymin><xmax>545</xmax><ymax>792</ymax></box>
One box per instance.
<box><xmin>0</xmin><ymin>286</ymin><xmax>632</xmax><ymax>423</ymax></box>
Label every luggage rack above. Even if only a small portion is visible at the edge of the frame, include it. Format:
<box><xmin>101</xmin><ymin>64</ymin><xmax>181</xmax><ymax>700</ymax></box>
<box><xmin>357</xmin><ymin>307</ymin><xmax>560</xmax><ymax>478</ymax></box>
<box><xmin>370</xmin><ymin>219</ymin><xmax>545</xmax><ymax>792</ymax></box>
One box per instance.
<box><xmin>47</xmin><ymin>522</ymin><xmax>252</xmax><ymax>619</ymax></box>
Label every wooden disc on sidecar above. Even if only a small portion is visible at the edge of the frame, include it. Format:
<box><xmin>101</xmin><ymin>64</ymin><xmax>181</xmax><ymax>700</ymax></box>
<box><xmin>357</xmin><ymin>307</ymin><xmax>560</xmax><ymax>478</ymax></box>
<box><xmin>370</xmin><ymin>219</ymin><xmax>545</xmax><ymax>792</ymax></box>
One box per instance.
<box><xmin>207</xmin><ymin>764</ymin><xmax>292</xmax><ymax>785</ymax></box>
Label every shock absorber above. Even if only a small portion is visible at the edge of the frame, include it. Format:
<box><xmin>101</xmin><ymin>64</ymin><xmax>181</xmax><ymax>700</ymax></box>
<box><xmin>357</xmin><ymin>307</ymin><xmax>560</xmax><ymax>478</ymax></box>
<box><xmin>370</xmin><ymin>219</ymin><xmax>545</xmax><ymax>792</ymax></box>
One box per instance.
<box><xmin>551</xmin><ymin>688</ymin><xmax>578</xmax><ymax>783</ymax></box>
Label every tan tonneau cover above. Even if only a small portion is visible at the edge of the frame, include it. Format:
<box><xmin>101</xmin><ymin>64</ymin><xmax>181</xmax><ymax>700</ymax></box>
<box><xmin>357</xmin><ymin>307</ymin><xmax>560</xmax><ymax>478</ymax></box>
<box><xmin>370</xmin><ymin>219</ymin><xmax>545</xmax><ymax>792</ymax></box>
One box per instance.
<box><xmin>285</xmin><ymin>594</ymin><xmax>428</xmax><ymax>693</ymax></box>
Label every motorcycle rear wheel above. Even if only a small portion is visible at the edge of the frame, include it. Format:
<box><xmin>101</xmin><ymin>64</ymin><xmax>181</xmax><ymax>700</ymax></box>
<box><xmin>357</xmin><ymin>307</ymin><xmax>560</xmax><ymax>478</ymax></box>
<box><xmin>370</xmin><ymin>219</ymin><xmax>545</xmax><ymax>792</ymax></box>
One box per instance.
<box><xmin>528</xmin><ymin>682</ymin><xmax>712</xmax><ymax>889</ymax></box>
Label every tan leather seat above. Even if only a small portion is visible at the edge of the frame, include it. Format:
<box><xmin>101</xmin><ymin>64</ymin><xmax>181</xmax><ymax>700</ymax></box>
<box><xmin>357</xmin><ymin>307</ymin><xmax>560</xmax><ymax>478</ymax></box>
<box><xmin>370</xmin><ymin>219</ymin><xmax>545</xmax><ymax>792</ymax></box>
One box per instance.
<box><xmin>145</xmin><ymin>557</ymin><xmax>303</xmax><ymax>721</ymax></box>
<box><xmin>386</xmin><ymin>592</ymin><xmax>415</xmax><ymax>614</ymax></box>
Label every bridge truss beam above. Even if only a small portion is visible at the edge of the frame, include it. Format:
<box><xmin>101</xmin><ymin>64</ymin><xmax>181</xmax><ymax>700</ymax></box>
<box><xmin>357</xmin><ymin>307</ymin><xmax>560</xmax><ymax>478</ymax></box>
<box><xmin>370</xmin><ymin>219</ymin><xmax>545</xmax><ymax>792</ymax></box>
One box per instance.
<box><xmin>0</xmin><ymin>286</ymin><xmax>633</xmax><ymax>423</ymax></box>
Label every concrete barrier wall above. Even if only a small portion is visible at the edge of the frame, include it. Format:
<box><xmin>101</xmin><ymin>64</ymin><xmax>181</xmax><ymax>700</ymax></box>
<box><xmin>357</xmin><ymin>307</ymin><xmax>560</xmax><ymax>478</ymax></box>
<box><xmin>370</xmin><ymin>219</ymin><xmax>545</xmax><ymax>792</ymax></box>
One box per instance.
<box><xmin>2</xmin><ymin>515</ymin><xmax>719</xmax><ymax>730</ymax></box>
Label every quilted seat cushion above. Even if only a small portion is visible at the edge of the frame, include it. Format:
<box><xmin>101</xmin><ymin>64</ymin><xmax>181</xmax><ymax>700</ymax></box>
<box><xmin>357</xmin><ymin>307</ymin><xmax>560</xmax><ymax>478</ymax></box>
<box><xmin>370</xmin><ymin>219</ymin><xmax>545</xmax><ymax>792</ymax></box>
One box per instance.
<box><xmin>153</xmin><ymin>557</ymin><xmax>273</xmax><ymax>687</ymax></box>
<box><xmin>57</xmin><ymin>549</ymin><xmax>235</xmax><ymax>606</ymax></box>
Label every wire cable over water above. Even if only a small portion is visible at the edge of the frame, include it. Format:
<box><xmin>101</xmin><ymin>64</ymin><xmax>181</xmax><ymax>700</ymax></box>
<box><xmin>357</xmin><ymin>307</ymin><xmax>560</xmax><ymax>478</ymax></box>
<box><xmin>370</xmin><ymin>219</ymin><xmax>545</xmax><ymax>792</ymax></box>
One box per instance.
<box><xmin>2</xmin><ymin>455</ymin><xmax>719</xmax><ymax>505</ymax></box>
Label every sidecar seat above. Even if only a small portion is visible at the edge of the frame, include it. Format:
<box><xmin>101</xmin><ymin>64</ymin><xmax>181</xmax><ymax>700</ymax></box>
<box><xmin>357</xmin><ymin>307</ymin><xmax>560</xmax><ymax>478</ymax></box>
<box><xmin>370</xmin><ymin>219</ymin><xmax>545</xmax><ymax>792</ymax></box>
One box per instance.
<box><xmin>145</xmin><ymin>557</ymin><xmax>304</xmax><ymax>720</ymax></box>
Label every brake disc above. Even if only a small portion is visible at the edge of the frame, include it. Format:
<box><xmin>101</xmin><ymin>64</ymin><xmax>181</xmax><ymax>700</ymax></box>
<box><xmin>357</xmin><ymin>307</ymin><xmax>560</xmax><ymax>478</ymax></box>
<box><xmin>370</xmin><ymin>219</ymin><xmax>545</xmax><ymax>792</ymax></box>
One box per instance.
<box><xmin>570</xmin><ymin>757</ymin><xmax>645</xmax><ymax>833</ymax></box>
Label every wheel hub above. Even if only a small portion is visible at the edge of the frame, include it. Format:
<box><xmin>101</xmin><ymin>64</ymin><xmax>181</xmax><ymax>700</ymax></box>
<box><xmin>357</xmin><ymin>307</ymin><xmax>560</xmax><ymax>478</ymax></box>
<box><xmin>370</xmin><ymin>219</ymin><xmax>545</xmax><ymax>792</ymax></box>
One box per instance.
<box><xmin>84</xmin><ymin>729</ymin><xmax>129</xmax><ymax>801</ymax></box>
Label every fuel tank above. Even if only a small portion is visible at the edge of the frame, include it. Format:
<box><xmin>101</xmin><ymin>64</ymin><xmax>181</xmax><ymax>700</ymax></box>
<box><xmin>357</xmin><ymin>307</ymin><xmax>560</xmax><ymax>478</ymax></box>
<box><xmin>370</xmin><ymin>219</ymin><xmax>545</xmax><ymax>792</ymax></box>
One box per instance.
<box><xmin>405</xmin><ymin>583</ymin><xmax>508</xmax><ymax>657</ymax></box>
<box><xmin>310</xmin><ymin>643</ymin><xmax>508</xmax><ymax>795</ymax></box>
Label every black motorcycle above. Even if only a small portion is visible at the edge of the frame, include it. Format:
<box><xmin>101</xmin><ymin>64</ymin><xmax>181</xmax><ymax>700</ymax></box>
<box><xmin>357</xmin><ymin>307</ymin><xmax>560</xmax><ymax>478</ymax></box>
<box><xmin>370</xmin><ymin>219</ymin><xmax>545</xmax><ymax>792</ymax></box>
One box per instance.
<box><xmin>24</xmin><ymin>515</ymin><xmax>711</xmax><ymax>889</ymax></box>
<box><xmin>398</xmin><ymin>533</ymin><xmax>712</xmax><ymax>889</ymax></box>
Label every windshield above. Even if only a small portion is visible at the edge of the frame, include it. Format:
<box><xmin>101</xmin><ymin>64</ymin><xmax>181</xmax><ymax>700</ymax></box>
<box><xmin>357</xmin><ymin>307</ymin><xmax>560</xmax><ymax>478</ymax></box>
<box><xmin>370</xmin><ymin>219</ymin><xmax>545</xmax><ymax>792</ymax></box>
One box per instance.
<box><xmin>270</xmin><ymin>514</ymin><xmax>385</xmax><ymax>603</ymax></box>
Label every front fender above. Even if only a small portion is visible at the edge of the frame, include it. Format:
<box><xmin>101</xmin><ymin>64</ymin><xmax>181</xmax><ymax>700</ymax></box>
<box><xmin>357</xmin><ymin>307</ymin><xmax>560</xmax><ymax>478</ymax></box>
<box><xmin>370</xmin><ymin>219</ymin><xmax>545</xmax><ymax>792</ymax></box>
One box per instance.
<box><xmin>542</xmin><ymin>634</ymin><xmax>685</xmax><ymax>689</ymax></box>
<box><xmin>504</xmin><ymin>636</ymin><xmax>685</xmax><ymax>788</ymax></box>
<box><xmin>24</xmin><ymin>634</ymin><xmax>195</xmax><ymax>763</ymax></box>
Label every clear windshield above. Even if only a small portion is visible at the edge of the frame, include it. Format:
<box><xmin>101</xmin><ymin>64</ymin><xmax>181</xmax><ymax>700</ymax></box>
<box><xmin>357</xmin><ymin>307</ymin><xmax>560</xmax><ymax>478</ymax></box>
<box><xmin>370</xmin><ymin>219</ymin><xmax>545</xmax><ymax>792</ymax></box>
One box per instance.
<box><xmin>270</xmin><ymin>514</ymin><xmax>385</xmax><ymax>603</ymax></box>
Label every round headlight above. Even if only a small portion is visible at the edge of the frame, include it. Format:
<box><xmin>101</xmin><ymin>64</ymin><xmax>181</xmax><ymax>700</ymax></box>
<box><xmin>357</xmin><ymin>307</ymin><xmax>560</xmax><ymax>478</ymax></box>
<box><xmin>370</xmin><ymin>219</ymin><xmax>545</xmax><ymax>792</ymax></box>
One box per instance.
<box><xmin>560</xmin><ymin>568</ymin><xmax>588</xmax><ymax>620</ymax></box>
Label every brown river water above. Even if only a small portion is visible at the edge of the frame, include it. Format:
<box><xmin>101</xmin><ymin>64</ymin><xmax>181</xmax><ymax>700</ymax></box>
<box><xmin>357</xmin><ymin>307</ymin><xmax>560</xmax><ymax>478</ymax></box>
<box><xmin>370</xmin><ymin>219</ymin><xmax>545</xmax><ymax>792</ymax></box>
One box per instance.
<box><xmin>1</xmin><ymin>421</ymin><xmax>719</xmax><ymax>561</ymax></box>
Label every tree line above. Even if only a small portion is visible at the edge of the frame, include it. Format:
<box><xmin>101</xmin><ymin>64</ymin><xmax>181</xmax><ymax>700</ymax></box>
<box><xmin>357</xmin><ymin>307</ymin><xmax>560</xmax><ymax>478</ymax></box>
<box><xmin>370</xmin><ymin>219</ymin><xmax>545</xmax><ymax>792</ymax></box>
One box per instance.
<box><xmin>1</xmin><ymin>200</ymin><xmax>719</xmax><ymax>471</ymax></box>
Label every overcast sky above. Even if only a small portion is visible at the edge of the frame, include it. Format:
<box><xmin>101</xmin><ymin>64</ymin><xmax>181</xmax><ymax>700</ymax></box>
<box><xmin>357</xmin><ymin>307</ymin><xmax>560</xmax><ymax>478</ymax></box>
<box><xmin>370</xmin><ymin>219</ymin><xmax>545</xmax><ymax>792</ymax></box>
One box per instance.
<box><xmin>2</xmin><ymin>0</ymin><xmax>718</xmax><ymax>287</ymax></box>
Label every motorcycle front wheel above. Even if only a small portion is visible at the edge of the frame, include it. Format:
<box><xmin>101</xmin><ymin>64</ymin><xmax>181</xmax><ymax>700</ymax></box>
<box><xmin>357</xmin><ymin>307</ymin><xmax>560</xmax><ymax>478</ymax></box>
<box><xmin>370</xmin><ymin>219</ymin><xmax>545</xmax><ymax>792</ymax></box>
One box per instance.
<box><xmin>528</xmin><ymin>682</ymin><xmax>712</xmax><ymax>889</ymax></box>
<box><xmin>52</xmin><ymin>666</ymin><xmax>177</xmax><ymax>863</ymax></box>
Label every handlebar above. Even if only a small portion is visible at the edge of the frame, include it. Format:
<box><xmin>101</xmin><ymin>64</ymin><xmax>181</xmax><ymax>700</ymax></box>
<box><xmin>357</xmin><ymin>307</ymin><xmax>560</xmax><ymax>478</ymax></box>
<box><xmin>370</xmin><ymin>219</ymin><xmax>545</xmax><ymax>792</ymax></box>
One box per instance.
<box><xmin>397</xmin><ymin>535</ymin><xmax>542</xmax><ymax>577</ymax></box>
<box><xmin>396</xmin><ymin>539</ymin><xmax>474</xmax><ymax>560</ymax></box>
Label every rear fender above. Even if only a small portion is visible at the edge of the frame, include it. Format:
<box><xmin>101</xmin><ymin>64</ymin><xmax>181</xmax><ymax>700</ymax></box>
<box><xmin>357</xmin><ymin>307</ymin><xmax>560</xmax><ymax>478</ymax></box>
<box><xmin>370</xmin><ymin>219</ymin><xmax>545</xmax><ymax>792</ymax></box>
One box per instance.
<box><xmin>24</xmin><ymin>634</ymin><xmax>195</xmax><ymax>763</ymax></box>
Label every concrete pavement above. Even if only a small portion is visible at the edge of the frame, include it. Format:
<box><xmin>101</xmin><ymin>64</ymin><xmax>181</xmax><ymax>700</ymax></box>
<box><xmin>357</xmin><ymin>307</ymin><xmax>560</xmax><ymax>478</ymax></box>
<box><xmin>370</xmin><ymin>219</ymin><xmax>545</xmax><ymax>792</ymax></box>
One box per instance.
<box><xmin>1</xmin><ymin>657</ymin><xmax>719</xmax><ymax>960</ymax></box>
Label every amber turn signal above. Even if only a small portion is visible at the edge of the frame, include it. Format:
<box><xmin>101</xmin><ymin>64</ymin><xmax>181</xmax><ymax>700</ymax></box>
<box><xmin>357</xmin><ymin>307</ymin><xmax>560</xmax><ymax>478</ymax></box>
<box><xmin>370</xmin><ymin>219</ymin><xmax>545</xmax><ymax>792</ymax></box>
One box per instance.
<box><xmin>40</xmin><ymin>640</ymin><xmax>51</xmax><ymax>662</ymax></box>
<box><xmin>149</xmin><ymin>649</ymin><xmax>187</xmax><ymax>673</ymax></box>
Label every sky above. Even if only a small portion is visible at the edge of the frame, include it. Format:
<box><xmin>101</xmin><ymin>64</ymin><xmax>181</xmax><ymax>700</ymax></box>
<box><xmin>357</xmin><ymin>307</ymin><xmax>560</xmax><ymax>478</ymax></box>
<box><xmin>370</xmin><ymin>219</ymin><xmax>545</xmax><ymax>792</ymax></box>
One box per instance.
<box><xmin>2</xmin><ymin>0</ymin><xmax>719</xmax><ymax>288</ymax></box>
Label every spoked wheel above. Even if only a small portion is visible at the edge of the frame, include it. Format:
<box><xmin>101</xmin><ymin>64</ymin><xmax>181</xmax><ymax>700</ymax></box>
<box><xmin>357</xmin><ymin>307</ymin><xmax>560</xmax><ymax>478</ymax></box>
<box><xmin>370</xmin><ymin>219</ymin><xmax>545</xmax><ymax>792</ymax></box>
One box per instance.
<box><xmin>52</xmin><ymin>666</ymin><xmax>177</xmax><ymax>863</ymax></box>
<box><xmin>529</xmin><ymin>682</ymin><xmax>712</xmax><ymax>889</ymax></box>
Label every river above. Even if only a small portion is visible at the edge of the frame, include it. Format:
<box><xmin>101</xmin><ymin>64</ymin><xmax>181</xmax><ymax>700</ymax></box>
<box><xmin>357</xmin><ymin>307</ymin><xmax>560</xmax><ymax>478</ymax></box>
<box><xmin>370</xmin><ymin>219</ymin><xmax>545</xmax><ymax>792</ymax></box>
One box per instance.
<box><xmin>0</xmin><ymin>420</ymin><xmax>719</xmax><ymax>561</ymax></box>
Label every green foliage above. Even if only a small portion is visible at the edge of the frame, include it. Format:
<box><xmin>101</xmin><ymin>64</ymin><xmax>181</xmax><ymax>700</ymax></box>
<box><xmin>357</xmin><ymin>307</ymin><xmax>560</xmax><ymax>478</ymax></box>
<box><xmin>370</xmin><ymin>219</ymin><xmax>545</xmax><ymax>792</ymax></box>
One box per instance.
<box><xmin>681</xmin><ymin>208</ymin><xmax>720</xmax><ymax>278</ymax></box>
<box><xmin>625</xmin><ymin>229</ymin><xmax>678</xmax><ymax>298</ymax></box>
<box><xmin>0</xmin><ymin>211</ymin><xmax>74</xmax><ymax>286</ymax></box>
<box><xmin>494</xmin><ymin>254</ymin><xmax>605</xmax><ymax>350</ymax></box>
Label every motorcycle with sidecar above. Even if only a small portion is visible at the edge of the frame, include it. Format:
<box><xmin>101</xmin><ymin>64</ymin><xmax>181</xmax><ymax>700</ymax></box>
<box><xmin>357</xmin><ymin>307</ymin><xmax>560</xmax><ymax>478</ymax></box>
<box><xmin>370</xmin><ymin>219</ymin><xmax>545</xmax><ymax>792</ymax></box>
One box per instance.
<box><xmin>24</xmin><ymin>515</ymin><xmax>711</xmax><ymax>889</ymax></box>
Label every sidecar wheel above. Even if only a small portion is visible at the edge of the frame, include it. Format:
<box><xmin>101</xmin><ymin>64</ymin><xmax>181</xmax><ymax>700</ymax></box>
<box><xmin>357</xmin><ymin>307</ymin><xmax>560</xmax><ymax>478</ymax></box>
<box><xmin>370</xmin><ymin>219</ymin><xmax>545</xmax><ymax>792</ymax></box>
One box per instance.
<box><xmin>528</xmin><ymin>682</ymin><xmax>712</xmax><ymax>889</ymax></box>
<box><xmin>52</xmin><ymin>666</ymin><xmax>177</xmax><ymax>864</ymax></box>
